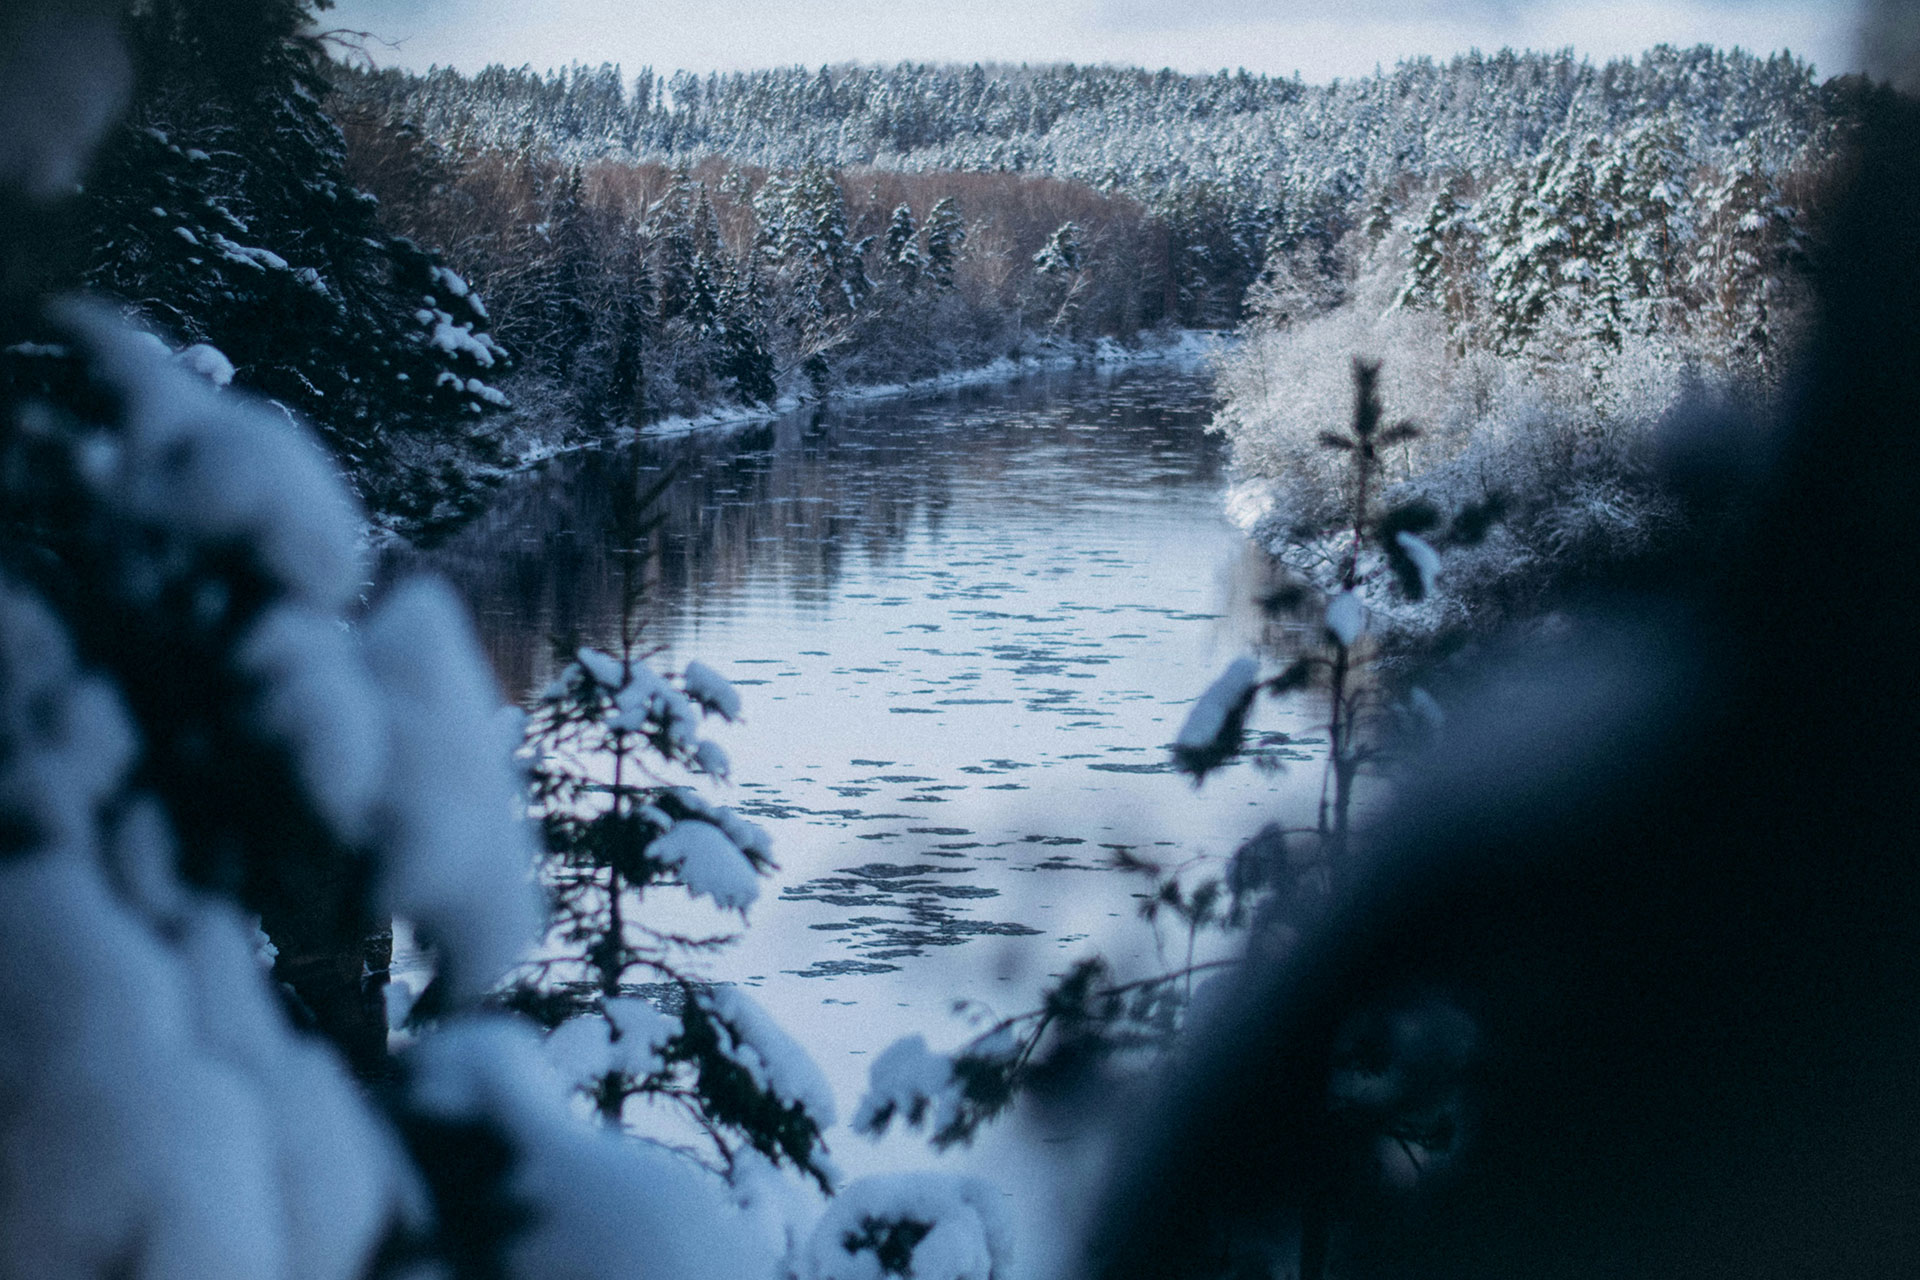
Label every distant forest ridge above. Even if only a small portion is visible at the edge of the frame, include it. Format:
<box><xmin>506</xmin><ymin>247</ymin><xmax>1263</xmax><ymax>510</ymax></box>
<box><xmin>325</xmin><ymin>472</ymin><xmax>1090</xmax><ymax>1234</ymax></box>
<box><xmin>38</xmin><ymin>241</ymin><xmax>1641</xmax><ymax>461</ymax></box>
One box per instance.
<box><xmin>334</xmin><ymin>45</ymin><xmax>1835</xmax><ymax>198</ymax></box>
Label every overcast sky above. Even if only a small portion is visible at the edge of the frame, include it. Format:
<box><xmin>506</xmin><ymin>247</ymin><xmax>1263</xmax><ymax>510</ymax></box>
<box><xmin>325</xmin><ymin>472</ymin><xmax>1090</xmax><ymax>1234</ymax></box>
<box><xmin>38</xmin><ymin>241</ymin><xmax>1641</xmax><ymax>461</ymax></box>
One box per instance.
<box><xmin>322</xmin><ymin>0</ymin><xmax>1869</xmax><ymax>85</ymax></box>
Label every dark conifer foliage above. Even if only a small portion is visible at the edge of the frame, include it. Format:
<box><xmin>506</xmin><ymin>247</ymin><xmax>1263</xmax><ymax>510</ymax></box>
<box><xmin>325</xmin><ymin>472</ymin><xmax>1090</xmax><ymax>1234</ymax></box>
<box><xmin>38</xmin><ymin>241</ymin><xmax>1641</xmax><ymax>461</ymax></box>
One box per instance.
<box><xmin>60</xmin><ymin>0</ymin><xmax>515</xmax><ymax>527</ymax></box>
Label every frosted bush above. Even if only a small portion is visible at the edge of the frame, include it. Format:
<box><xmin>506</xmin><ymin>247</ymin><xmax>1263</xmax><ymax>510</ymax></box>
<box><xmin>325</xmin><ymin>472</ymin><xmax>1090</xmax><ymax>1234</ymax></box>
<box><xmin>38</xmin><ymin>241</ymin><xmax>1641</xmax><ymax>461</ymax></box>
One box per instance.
<box><xmin>799</xmin><ymin>1173</ymin><xmax>1011</xmax><ymax>1280</ymax></box>
<box><xmin>0</xmin><ymin>580</ymin><xmax>417</xmax><ymax>1280</ymax></box>
<box><xmin>1214</xmin><ymin>224</ymin><xmax>1761</xmax><ymax>639</ymax></box>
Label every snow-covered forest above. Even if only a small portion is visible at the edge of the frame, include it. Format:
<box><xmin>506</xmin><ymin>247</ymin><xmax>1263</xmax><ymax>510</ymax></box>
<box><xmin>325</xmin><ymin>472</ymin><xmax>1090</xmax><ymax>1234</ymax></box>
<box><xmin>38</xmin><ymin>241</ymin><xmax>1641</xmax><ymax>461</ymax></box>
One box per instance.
<box><xmin>24</xmin><ymin>19</ymin><xmax>1852</xmax><ymax>538</ymax></box>
<box><xmin>333</xmin><ymin>45</ymin><xmax>1851</xmax><ymax>555</ymax></box>
<box><xmin>7</xmin><ymin>0</ymin><xmax>1920</xmax><ymax>1276</ymax></box>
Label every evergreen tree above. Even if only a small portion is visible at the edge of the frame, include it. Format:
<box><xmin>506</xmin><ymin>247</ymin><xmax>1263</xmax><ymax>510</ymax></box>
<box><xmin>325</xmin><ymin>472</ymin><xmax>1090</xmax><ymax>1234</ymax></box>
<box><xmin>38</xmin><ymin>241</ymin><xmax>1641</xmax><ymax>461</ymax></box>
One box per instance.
<box><xmin>1394</xmin><ymin>177</ymin><xmax>1480</xmax><ymax>356</ymax></box>
<box><xmin>1033</xmin><ymin>219</ymin><xmax>1089</xmax><ymax>332</ymax></box>
<box><xmin>520</xmin><ymin>569</ymin><xmax>833</xmax><ymax>1186</ymax></box>
<box><xmin>754</xmin><ymin>166</ymin><xmax>868</xmax><ymax>389</ymax></box>
<box><xmin>1691</xmin><ymin>141</ymin><xmax>1801</xmax><ymax>376</ymax></box>
<box><xmin>1610</xmin><ymin>112</ymin><xmax>1695</xmax><ymax>334</ymax></box>
<box><xmin>69</xmin><ymin>0</ymin><xmax>514</xmax><ymax>522</ymax></box>
<box><xmin>882</xmin><ymin>202</ymin><xmax>923</xmax><ymax>291</ymax></box>
<box><xmin>923</xmin><ymin>195</ymin><xmax>966</xmax><ymax>289</ymax></box>
<box><xmin>712</xmin><ymin>255</ymin><xmax>777</xmax><ymax>405</ymax></box>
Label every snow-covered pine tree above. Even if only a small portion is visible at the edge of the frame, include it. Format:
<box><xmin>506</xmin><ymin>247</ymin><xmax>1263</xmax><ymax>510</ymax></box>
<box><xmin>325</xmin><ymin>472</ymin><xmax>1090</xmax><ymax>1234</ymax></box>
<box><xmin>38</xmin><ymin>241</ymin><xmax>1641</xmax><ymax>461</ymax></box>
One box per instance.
<box><xmin>754</xmin><ymin>165</ymin><xmax>868</xmax><ymax>390</ymax></box>
<box><xmin>712</xmin><ymin>253</ymin><xmax>778</xmax><ymax>405</ymax></box>
<box><xmin>1033</xmin><ymin>219</ymin><xmax>1089</xmax><ymax>332</ymax></box>
<box><xmin>1394</xmin><ymin>176</ymin><xmax>1480</xmax><ymax>356</ymax></box>
<box><xmin>1691</xmin><ymin>140</ymin><xmax>1802</xmax><ymax>378</ymax></box>
<box><xmin>1610</xmin><ymin>112</ymin><xmax>1696</xmax><ymax>336</ymax></box>
<box><xmin>512</xmin><ymin>470</ymin><xmax>833</xmax><ymax>1189</ymax></box>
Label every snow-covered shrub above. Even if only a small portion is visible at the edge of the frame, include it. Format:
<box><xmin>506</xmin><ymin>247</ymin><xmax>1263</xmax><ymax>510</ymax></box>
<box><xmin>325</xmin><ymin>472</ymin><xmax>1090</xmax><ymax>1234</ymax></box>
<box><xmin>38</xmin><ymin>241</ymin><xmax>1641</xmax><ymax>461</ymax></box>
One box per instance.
<box><xmin>1216</xmin><ymin>207</ymin><xmax>1784</xmax><ymax>647</ymax></box>
<box><xmin>799</xmin><ymin>1173</ymin><xmax>1012</xmax><ymax>1280</ymax></box>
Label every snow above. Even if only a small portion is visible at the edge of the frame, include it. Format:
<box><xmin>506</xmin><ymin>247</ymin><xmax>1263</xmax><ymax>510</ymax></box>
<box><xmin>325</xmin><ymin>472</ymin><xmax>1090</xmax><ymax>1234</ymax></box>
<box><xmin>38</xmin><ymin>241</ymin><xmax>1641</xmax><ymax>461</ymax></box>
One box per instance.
<box><xmin>703</xmin><ymin>986</ymin><xmax>837</xmax><ymax>1128</ymax></box>
<box><xmin>0</xmin><ymin>582</ymin><xmax>414</xmax><ymax>1280</ymax></box>
<box><xmin>423</xmin><ymin>308</ymin><xmax>505</xmax><ymax>368</ymax></box>
<box><xmin>576</xmin><ymin>646</ymin><xmax>624</xmax><ymax>688</ymax></box>
<box><xmin>429</xmin><ymin>265</ymin><xmax>471</xmax><ymax>298</ymax></box>
<box><xmin>682</xmin><ymin>660</ymin><xmax>741</xmax><ymax>721</ymax></box>
<box><xmin>652</xmin><ymin>819</ymin><xmax>760</xmax><ymax>910</ymax></box>
<box><xmin>665</xmin><ymin>787</ymin><xmax>772</xmax><ymax>862</ymax></box>
<box><xmin>1325</xmin><ymin>590</ymin><xmax>1364</xmax><ymax>646</ymax></box>
<box><xmin>1175</xmin><ymin>656</ymin><xmax>1261</xmax><ymax>752</ymax></box>
<box><xmin>692</xmin><ymin>738</ymin><xmax>732</xmax><ymax>780</ymax></box>
<box><xmin>545</xmin><ymin>999</ymin><xmax>679</xmax><ymax>1087</ymax></box>
<box><xmin>209</xmin><ymin>233</ymin><xmax>289</xmax><ymax>273</ymax></box>
<box><xmin>799</xmin><ymin>1173</ymin><xmax>1011</xmax><ymax>1280</ymax></box>
<box><xmin>0</xmin><ymin>585</ymin><xmax>136</xmax><ymax>855</ymax></box>
<box><xmin>236</xmin><ymin>605</ymin><xmax>387</xmax><ymax>844</ymax></box>
<box><xmin>1395</xmin><ymin>530</ymin><xmax>1441</xmax><ymax>596</ymax></box>
<box><xmin>467</xmin><ymin>377</ymin><xmax>511</xmax><ymax>407</ymax></box>
<box><xmin>852</xmin><ymin>1035</ymin><xmax>961</xmax><ymax>1137</ymax></box>
<box><xmin>60</xmin><ymin>300</ymin><xmax>364</xmax><ymax>611</ymax></box>
<box><xmin>176</xmin><ymin>341</ymin><xmax>235</xmax><ymax>386</ymax></box>
<box><xmin>407</xmin><ymin>1018</ymin><xmax>768</xmax><ymax>1280</ymax></box>
<box><xmin>362</xmin><ymin>577</ymin><xmax>541</xmax><ymax>998</ymax></box>
<box><xmin>602</xmin><ymin>656</ymin><xmax>701</xmax><ymax>751</ymax></box>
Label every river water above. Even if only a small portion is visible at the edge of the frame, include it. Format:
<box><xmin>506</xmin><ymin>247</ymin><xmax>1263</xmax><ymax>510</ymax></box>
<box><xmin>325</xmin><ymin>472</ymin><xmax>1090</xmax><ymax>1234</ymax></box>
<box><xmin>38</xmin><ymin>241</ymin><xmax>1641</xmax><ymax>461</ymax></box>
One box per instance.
<box><xmin>396</xmin><ymin>358</ymin><xmax>1323</xmax><ymax>1267</ymax></box>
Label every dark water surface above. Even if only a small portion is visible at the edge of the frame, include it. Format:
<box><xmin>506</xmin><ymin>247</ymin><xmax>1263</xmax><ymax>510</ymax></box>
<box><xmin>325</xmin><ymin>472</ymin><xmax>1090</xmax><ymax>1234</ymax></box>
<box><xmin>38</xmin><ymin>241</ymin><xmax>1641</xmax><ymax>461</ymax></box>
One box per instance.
<box><xmin>393</xmin><ymin>361</ymin><xmax>1317</xmax><ymax>1194</ymax></box>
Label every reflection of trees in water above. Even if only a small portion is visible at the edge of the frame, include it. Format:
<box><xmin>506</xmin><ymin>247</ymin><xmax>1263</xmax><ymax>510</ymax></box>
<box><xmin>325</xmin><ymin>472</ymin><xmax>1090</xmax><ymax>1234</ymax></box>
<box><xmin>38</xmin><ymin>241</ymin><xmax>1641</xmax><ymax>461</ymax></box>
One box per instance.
<box><xmin>390</xmin><ymin>366</ymin><xmax>1221</xmax><ymax>699</ymax></box>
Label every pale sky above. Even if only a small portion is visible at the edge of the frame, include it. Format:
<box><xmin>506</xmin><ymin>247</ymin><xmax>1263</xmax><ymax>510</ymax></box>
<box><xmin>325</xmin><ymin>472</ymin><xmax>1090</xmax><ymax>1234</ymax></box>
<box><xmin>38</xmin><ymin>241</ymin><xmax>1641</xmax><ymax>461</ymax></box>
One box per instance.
<box><xmin>321</xmin><ymin>0</ymin><xmax>1869</xmax><ymax>85</ymax></box>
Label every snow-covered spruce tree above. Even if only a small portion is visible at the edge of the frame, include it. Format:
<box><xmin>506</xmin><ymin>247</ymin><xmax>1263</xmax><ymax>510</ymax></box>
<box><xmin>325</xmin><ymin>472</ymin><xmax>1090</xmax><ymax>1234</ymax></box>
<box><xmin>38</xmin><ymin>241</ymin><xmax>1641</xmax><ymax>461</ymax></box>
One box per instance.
<box><xmin>754</xmin><ymin>165</ymin><xmax>870</xmax><ymax>392</ymax></box>
<box><xmin>1690</xmin><ymin>140</ymin><xmax>1805</xmax><ymax>380</ymax></box>
<box><xmin>0</xmin><ymin>269</ymin><xmax>836</xmax><ymax>1273</ymax></box>
<box><xmin>503</xmin><ymin>486</ymin><xmax>834</xmax><ymax>1188</ymax></box>
<box><xmin>1393</xmin><ymin>176</ymin><xmax>1481</xmax><ymax>356</ymax></box>
<box><xmin>922</xmin><ymin>195</ymin><xmax>967</xmax><ymax>291</ymax></box>
<box><xmin>882</xmin><ymin>202</ymin><xmax>923</xmax><ymax>292</ymax></box>
<box><xmin>494</xmin><ymin>470</ymin><xmax>1020</xmax><ymax>1280</ymax></box>
<box><xmin>1609</xmin><ymin>112</ymin><xmax>1694</xmax><ymax>336</ymax></box>
<box><xmin>1032</xmin><ymin>219</ymin><xmax>1089</xmax><ymax>333</ymax></box>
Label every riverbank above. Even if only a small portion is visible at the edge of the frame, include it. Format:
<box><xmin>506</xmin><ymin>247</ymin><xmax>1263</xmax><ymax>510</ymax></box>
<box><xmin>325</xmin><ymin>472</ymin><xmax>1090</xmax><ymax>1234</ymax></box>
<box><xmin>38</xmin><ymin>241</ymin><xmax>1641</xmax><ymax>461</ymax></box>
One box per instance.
<box><xmin>509</xmin><ymin>327</ymin><xmax>1227</xmax><ymax>458</ymax></box>
<box><xmin>374</xmin><ymin>328</ymin><xmax>1229</xmax><ymax>544</ymax></box>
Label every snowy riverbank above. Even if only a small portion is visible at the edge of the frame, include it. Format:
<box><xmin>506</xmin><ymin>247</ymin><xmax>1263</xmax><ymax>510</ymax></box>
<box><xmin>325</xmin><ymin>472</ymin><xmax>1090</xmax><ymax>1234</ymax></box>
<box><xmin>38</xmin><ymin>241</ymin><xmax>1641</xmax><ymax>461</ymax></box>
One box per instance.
<box><xmin>370</xmin><ymin>329</ymin><xmax>1229</xmax><ymax>545</ymax></box>
<box><xmin>512</xmin><ymin>328</ymin><xmax>1228</xmax><ymax>459</ymax></box>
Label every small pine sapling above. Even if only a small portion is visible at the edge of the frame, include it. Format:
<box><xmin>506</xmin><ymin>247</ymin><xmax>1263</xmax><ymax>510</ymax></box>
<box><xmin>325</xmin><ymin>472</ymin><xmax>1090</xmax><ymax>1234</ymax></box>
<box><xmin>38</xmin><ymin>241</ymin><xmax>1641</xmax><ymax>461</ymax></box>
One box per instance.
<box><xmin>510</xmin><ymin>462</ymin><xmax>835</xmax><ymax>1189</ymax></box>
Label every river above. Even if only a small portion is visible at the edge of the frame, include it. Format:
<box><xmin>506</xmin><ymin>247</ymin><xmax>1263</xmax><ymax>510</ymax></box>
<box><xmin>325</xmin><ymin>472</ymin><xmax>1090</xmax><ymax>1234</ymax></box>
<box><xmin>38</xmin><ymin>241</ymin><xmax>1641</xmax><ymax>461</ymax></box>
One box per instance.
<box><xmin>393</xmin><ymin>357</ymin><xmax>1324</xmax><ymax>1272</ymax></box>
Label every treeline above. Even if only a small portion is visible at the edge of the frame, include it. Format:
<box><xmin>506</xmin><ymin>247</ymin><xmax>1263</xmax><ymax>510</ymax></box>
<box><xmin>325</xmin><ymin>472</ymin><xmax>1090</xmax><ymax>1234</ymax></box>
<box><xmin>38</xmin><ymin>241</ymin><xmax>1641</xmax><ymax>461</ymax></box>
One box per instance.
<box><xmin>335</xmin><ymin>47</ymin><xmax>1830</xmax><ymax>199</ymax></box>
<box><xmin>334</xmin><ymin>45</ymin><xmax>1841</xmax><ymax>328</ymax></box>
<box><xmin>337</xmin><ymin>107</ymin><xmax>1186</xmax><ymax>427</ymax></box>
<box><xmin>1391</xmin><ymin>116</ymin><xmax>1826</xmax><ymax>379</ymax></box>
